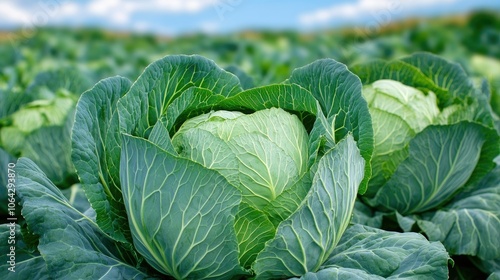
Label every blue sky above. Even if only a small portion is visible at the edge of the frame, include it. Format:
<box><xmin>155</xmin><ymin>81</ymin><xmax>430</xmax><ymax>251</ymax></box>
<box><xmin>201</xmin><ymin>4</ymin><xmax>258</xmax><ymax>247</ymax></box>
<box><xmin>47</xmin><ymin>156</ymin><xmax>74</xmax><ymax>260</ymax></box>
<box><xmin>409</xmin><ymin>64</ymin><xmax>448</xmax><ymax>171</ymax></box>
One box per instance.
<box><xmin>0</xmin><ymin>0</ymin><xmax>499</xmax><ymax>35</ymax></box>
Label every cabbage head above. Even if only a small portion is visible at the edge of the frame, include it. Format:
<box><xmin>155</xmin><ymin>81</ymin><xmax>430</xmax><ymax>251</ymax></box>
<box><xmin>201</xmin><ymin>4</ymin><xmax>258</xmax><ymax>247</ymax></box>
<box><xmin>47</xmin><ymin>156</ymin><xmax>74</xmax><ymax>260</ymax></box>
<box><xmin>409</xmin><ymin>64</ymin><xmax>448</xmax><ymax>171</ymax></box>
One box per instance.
<box><xmin>353</xmin><ymin>53</ymin><xmax>500</xmax><ymax>262</ymax></box>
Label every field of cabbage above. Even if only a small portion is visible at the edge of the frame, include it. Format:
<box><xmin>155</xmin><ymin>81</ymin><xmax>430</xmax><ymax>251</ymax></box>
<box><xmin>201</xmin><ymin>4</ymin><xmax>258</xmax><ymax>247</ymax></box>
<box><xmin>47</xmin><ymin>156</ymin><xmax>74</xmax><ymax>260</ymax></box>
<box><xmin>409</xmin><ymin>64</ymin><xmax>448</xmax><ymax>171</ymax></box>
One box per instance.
<box><xmin>0</xmin><ymin>11</ymin><xmax>499</xmax><ymax>280</ymax></box>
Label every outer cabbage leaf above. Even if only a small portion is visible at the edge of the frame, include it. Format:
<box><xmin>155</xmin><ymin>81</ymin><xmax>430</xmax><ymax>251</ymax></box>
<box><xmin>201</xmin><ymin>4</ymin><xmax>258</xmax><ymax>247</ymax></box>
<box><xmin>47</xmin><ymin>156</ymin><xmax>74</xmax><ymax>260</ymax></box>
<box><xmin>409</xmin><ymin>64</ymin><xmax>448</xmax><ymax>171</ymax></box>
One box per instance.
<box><xmin>16</xmin><ymin>158</ymin><xmax>151</xmax><ymax>279</ymax></box>
<box><xmin>72</xmin><ymin>76</ymin><xmax>133</xmax><ymax>243</ymax></box>
<box><xmin>418</xmin><ymin>165</ymin><xmax>500</xmax><ymax>260</ymax></box>
<box><xmin>0</xmin><ymin>224</ymin><xmax>48</xmax><ymax>279</ymax></box>
<box><xmin>368</xmin><ymin>122</ymin><xmax>488</xmax><ymax>214</ymax></box>
<box><xmin>263</xmin><ymin>173</ymin><xmax>312</xmax><ymax>227</ymax></box>
<box><xmin>253</xmin><ymin>135</ymin><xmax>365</xmax><ymax>279</ymax></box>
<box><xmin>220</xmin><ymin>84</ymin><xmax>318</xmax><ymax>125</ymax></box>
<box><xmin>287</xmin><ymin>59</ymin><xmax>373</xmax><ymax>194</ymax></box>
<box><xmin>290</xmin><ymin>224</ymin><xmax>450</xmax><ymax>280</ymax></box>
<box><xmin>120</xmin><ymin>134</ymin><xmax>244</xmax><ymax>279</ymax></box>
<box><xmin>148</xmin><ymin>87</ymin><xmax>226</xmax><ymax>153</ymax></box>
<box><xmin>118</xmin><ymin>55</ymin><xmax>243</xmax><ymax>139</ymax></box>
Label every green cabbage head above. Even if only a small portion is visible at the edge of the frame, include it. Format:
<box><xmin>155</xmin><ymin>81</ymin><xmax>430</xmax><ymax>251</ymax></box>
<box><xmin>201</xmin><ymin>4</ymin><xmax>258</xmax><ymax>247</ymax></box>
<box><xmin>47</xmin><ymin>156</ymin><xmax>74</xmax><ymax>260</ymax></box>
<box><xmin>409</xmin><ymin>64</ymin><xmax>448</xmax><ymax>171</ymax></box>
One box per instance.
<box><xmin>111</xmin><ymin>56</ymin><xmax>372</xmax><ymax>279</ymax></box>
<box><xmin>356</xmin><ymin>56</ymin><xmax>499</xmax><ymax>220</ymax></box>
<box><xmin>364</xmin><ymin>79</ymin><xmax>499</xmax><ymax>214</ymax></box>
<box><xmin>172</xmin><ymin>108</ymin><xmax>309</xmax><ymax>211</ymax></box>
<box><xmin>69</xmin><ymin>55</ymin><xmax>375</xmax><ymax>279</ymax></box>
<box><xmin>351</xmin><ymin>53</ymin><xmax>500</xmax><ymax>264</ymax></box>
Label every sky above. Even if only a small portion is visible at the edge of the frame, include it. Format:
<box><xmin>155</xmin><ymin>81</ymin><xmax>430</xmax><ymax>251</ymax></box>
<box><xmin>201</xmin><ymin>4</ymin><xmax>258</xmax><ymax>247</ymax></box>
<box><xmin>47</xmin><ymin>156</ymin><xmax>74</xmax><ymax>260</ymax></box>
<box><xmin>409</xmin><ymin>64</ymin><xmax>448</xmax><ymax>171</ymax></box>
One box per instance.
<box><xmin>0</xmin><ymin>0</ymin><xmax>499</xmax><ymax>35</ymax></box>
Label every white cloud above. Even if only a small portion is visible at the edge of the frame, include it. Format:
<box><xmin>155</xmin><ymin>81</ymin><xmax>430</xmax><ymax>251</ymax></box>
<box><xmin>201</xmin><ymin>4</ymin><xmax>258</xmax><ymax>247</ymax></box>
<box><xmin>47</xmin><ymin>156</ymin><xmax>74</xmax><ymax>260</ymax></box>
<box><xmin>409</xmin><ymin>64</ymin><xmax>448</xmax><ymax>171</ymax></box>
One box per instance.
<box><xmin>0</xmin><ymin>0</ymin><xmax>221</xmax><ymax>28</ymax></box>
<box><xmin>84</xmin><ymin>0</ymin><xmax>221</xmax><ymax>24</ymax></box>
<box><xmin>0</xmin><ymin>2</ymin><xmax>31</xmax><ymax>25</ymax></box>
<box><xmin>299</xmin><ymin>0</ymin><xmax>458</xmax><ymax>26</ymax></box>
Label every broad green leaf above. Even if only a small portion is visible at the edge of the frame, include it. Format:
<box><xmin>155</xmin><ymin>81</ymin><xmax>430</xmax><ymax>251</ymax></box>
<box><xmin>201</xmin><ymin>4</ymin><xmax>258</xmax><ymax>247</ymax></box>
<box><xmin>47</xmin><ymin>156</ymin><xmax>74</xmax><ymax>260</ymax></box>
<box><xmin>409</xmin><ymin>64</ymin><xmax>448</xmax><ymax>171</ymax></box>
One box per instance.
<box><xmin>418</xmin><ymin>165</ymin><xmax>500</xmax><ymax>260</ymax></box>
<box><xmin>234</xmin><ymin>203</ymin><xmax>276</xmax><ymax>268</ymax></box>
<box><xmin>288</xmin><ymin>59</ymin><xmax>373</xmax><ymax>194</ymax></box>
<box><xmin>253</xmin><ymin>135</ymin><xmax>365</xmax><ymax>279</ymax></box>
<box><xmin>369</xmin><ymin>122</ymin><xmax>486</xmax><ymax>214</ymax></box>
<box><xmin>0</xmin><ymin>224</ymin><xmax>49</xmax><ymax>279</ymax></box>
<box><xmin>72</xmin><ymin>76</ymin><xmax>132</xmax><ymax>243</ymax></box>
<box><xmin>162</xmin><ymin>87</ymin><xmax>227</xmax><ymax>133</ymax></box>
<box><xmin>118</xmin><ymin>55</ymin><xmax>242</xmax><ymax>138</ymax></box>
<box><xmin>463</xmin><ymin>123</ymin><xmax>500</xmax><ymax>191</ymax></box>
<box><xmin>317</xmin><ymin>224</ymin><xmax>449</xmax><ymax>279</ymax></box>
<box><xmin>400</xmin><ymin>53</ymin><xmax>477</xmax><ymax>104</ymax></box>
<box><xmin>16</xmin><ymin>158</ymin><xmax>150</xmax><ymax>279</ymax></box>
<box><xmin>120</xmin><ymin>134</ymin><xmax>244</xmax><ymax>279</ymax></box>
<box><xmin>149</xmin><ymin>87</ymin><xmax>226</xmax><ymax>153</ymax></box>
<box><xmin>395</xmin><ymin>212</ymin><xmax>418</xmax><ymax>233</ymax></box>
<box><xmin>220</xmin><ymin>84</ymin><xmax>318</xmax><ymax>124</ymax></box>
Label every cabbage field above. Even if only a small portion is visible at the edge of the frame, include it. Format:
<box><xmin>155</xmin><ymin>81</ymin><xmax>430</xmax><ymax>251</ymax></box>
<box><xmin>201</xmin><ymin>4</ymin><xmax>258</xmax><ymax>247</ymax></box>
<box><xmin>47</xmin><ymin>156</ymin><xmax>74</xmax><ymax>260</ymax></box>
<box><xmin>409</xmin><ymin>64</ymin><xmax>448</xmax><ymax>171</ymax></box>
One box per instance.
<box><xmin>0</xmin><ymin>11</ymin><xmax>499</xmax><ymax>280</ymax></box>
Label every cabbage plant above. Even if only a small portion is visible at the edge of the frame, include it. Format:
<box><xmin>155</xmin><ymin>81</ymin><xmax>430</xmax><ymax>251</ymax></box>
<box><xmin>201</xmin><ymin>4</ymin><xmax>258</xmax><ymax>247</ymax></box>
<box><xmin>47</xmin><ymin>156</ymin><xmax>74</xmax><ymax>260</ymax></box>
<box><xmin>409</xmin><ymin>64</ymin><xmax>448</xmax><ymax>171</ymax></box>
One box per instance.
<box><xmin>352</xmin><ymin>53</ymin><xmax>500</xmax><ymax>263</ymax></box>
<box><xmin>7</xmin><ymin>55</ymin><xmax>451</xmax><ymax>279</ymax></box>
